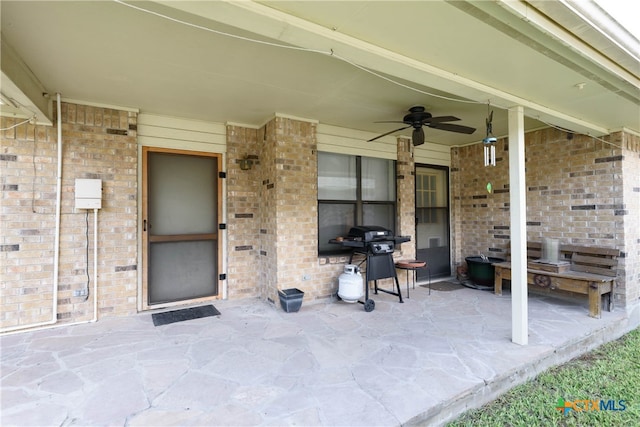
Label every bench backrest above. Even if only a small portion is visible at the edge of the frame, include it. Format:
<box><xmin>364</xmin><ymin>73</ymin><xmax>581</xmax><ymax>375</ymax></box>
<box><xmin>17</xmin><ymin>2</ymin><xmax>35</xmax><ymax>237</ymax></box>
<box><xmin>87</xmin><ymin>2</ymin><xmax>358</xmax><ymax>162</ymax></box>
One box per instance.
<box><xmin>518</xmin><ymin>241</ymin><xmax>619</xmax><ymax>277</ymax></box>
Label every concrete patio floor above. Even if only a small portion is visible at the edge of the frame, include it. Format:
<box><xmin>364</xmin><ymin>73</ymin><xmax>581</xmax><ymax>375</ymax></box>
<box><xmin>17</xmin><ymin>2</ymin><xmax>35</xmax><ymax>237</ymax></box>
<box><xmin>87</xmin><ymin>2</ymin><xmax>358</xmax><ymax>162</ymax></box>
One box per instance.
<box><xmin>2</xmin><ymin>282</ymin><xmax>638</xmax><ymax>427</ymax></box>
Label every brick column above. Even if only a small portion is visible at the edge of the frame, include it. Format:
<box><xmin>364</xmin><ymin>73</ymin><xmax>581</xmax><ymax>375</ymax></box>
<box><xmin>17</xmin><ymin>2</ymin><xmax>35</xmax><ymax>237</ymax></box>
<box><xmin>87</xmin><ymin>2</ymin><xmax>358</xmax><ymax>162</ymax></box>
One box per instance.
<box><xmin>396</xmin><ymin>137</ymin><xmax>416</xmax><ymax>259</ymax></box>
<box><xmin>620</xmin><ymin>132</ymin><xmax>640</xmax><ymax>307</ymax></box>
<box><xmin>260</xmin><ymin>117</ymin><xmax>318</xmax><ymax>304</ymax></box>
<box><xmin>226</xmin><ymin>125</ymin><xmax>261</xmax><ymax>298</ymax></box>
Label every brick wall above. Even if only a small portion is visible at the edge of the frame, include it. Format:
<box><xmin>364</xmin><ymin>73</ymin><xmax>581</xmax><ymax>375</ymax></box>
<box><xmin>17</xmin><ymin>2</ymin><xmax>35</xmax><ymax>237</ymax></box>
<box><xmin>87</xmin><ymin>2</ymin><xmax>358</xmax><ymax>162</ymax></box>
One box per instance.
<box><xmin>1</xmin><ymin>103</ymin><xmax>137</xmax><ymax>330</ymax></box>
<box><xmin>225</xmin><ymin>118</ymin><xmax>416</xmax><ymax>307</ymax></box>
<box><xmin>6</xmin><ymin>107</ymin><xmax>634</xmax><ymax>321</ymax></box>
<box><xmin>2</xmin><ymin>119</ymin><xmax>57</xmax><ymax>328</ymax></box>
<box><xmin>451</xmin><ymin>128</ymin><xmax>638</xmax><ymax>307</ymax></box>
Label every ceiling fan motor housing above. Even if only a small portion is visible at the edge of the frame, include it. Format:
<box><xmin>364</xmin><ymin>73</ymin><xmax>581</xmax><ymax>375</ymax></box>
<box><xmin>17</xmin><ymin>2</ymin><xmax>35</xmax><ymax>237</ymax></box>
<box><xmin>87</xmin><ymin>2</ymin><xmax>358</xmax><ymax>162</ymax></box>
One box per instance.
<box><xmin>404</xmin><ymin>106</ymin><xmax>432</xmax><ymax>126</ymax></box>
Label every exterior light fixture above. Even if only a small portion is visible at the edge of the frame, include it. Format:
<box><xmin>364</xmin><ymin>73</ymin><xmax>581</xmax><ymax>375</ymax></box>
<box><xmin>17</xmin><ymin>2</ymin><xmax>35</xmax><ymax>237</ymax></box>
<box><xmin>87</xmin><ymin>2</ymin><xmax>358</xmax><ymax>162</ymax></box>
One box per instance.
<box><xmin>239</xmin><ymin>156</ymin><xmax>253</xmax><ymax>170</ymax></box>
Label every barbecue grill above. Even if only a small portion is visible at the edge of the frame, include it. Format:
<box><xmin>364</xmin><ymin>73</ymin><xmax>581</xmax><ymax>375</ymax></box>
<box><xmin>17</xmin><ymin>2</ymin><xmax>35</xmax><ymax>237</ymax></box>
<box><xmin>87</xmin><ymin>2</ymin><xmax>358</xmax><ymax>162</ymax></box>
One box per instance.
<box><xmin>330</xmin><ymin>225</ymin><xmax>410</xmax><ymax>312</ymax></box>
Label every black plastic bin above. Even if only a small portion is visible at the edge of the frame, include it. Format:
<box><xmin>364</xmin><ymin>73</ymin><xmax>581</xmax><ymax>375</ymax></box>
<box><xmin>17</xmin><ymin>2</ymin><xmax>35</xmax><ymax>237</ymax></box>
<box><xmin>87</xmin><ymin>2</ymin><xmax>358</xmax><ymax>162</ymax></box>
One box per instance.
<box><xmin>278</xmin><ymin>288</ymin><xmax>304</xmax><ymax>312</ymax></box>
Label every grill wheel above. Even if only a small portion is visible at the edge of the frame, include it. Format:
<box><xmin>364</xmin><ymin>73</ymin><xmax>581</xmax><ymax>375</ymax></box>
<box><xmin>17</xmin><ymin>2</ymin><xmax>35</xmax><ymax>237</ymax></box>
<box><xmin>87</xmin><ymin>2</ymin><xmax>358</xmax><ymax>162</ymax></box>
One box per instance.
<box><xmin>364</xmin><ymin>299</ymin><xmax>375</xmax><ymax>312</ymax></box>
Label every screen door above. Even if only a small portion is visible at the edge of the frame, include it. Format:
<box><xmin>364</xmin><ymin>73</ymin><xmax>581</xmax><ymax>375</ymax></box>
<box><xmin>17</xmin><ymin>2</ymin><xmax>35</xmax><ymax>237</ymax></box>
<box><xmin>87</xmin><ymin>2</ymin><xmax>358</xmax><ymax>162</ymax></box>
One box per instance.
<box><xmin>415</xmin><ymin>165</ymin><xmax>450</xmax><ymax>279</ymax></box>
<box><xmin>142</xmin><ymin>148</ymin><xmax>221</xmax><ymax>308</ymax></box>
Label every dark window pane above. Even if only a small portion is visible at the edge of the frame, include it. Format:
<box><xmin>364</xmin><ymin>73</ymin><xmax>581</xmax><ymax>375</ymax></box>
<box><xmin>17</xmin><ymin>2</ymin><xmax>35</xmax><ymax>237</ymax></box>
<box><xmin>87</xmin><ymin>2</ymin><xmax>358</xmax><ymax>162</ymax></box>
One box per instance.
<box><xmin>363</xmin><ymin>204</ymin><xmax>394</xmax><ymax>231</ymax></box>
<box><xmin>318</xmin><ymin>203</ymin><xmax>355</xmax><ymax>253</ymax></box>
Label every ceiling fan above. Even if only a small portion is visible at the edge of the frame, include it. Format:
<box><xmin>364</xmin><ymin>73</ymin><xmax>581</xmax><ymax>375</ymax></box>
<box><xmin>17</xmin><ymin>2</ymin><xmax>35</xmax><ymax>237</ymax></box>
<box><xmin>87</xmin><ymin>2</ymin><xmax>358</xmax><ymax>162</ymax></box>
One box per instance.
<box><xmin>368</xmin><ymin>106</ymin><xmax>476</xmax><ymax>146</ymax></box>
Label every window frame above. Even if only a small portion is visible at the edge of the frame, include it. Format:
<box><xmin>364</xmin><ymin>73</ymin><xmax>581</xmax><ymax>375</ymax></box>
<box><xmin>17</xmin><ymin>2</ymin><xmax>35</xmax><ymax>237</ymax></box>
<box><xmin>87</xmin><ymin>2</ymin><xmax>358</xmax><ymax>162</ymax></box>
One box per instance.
<box><xmin>318</xmin><ymin>154</ymin><xmax>397</xmax><ymax>255</ymax></box>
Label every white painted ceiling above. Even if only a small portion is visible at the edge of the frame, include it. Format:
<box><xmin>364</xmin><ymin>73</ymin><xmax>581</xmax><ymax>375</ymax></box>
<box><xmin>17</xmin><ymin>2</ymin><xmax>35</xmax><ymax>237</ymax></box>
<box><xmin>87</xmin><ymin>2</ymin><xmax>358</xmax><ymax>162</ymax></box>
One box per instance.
<box><xmin>1</xmin><ymin>0</ymin><xmax>638</xmax><ymax>147</ymax></box>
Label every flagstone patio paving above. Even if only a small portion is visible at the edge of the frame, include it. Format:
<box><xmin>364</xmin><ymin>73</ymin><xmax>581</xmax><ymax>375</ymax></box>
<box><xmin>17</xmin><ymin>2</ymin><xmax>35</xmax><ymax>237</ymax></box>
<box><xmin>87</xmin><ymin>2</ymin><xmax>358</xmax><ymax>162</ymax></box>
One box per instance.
<box><xmin>1</xmin><ymin>283</ymin><xmax>637</xmax><ymax>426</ymax></box>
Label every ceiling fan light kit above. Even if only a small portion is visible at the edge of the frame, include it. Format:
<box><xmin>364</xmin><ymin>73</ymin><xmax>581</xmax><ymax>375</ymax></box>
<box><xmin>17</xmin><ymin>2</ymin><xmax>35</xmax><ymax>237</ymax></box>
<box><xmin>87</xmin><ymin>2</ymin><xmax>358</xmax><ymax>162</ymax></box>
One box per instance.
<box><xmin>368</xmin><ymin>106</ymin><xmax>476</xmax><ymax>147</ymax></box>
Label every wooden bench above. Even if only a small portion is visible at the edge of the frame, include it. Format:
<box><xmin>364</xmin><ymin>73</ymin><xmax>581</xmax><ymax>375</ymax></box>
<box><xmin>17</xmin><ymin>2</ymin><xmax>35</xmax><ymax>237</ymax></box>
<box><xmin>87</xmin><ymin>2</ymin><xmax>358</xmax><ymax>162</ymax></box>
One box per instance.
<box><xmin>493</xmin><ymin>242</ymin><xmax>620</xmax><ymax>318</ymax></box>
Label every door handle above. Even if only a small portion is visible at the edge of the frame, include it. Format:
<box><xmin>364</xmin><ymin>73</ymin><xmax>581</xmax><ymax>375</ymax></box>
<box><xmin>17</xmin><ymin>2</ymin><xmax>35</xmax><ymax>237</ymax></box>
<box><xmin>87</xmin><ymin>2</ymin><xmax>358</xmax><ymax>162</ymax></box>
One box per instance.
<box><xmin>143</xmin><ymin>219</ymin><xmax>147</xmax><ymax>232</ymax></box>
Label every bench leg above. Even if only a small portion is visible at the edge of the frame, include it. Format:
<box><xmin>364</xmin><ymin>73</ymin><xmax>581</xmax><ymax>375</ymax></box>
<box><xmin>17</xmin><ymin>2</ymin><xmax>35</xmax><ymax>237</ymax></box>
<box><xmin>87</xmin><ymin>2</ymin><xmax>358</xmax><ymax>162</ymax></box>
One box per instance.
<box><xmin>494</xmin><ymin>268</ymin><xmax>503</xmax><ymax>296</ymax></box>
<box><xmin>588</xmin><ymin>282</ymin><xmax>601</xmax><ymax>318</ymax></box>
<box><xmin>608</xmin><ymin>293</ymin><xmax>614</xmax><ymax>312</ymax></box>
<box><xmin>605</xmin><ymin>291</ymin><xmax>614</xmax><ymax>312</ymax></box>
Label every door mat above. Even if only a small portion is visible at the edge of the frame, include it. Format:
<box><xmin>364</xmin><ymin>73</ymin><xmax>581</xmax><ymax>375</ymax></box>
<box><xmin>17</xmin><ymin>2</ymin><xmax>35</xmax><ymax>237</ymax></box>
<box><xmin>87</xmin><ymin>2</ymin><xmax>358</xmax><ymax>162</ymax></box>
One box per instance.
<box><xmin>152</xmin><ymin>305</ymin><xmax>220</xmax><ymax>326</ymax></box>
<box><xmin>459</xmin><ymin>280</ymin><xmax>494</xmax><ymax>291</ymax></box>
<box><xmin>421</xmin><ymin>281</ymin><xmax>465</xmax><ymax>292</ymax></box>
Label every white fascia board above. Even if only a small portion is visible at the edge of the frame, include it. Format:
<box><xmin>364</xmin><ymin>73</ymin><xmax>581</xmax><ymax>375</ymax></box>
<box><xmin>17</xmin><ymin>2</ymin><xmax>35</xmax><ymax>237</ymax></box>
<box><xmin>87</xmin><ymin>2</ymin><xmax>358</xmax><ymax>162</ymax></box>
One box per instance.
<box><xmin>562</xmin><ymin>0</ymin><xmax>640</xmax><ymax>65</ymax></box>
<box><xmin>500</xmin><ymin>0</ymin><xmax>639</xmax><ymax>87</ymax></box>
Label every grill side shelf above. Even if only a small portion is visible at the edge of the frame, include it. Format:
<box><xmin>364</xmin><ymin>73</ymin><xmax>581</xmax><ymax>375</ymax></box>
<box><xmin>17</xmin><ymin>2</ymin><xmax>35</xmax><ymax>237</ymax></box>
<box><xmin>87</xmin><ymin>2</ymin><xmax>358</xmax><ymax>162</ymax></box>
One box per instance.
<box><xmin>329</xmin><ymin>239</ymin><xmax>365</xmax><ymax>248</ymax></box>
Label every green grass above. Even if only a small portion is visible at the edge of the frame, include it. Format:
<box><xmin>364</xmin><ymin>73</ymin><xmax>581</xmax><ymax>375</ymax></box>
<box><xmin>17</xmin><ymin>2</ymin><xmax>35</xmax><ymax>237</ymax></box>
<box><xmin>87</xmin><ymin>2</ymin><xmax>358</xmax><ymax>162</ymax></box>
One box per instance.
<box><xmin>447</xmin><ymin>328</ymin><xmax>640</xmax><ymax>427</ymax></box>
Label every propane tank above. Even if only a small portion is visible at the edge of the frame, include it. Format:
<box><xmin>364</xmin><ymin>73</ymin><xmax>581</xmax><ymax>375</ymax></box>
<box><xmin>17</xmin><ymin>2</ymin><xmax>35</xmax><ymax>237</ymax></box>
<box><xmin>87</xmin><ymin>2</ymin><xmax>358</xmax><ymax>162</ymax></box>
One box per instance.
<box><xmin>338</xmin><ymin>264</ymin><xmax>364</xmax><ymax>303</ymax></box>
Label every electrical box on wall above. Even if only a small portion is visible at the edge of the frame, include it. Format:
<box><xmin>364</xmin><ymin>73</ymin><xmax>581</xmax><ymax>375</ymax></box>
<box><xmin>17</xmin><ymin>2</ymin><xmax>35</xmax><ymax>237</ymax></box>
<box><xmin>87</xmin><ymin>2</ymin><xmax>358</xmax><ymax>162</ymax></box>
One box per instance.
<box><xmin>75</xmin><ymin>179</ymin><xmax>102</xmax><ymax>209</ymax></box>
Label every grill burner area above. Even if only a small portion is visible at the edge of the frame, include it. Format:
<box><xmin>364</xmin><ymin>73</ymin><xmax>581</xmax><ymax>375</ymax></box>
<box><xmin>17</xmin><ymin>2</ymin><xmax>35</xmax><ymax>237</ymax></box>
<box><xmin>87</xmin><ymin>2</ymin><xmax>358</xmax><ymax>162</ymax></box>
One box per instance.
<box><xmin>330</xmin><ymin>226</ymin><xmax>410</xmax><ymax>311</ymax></box>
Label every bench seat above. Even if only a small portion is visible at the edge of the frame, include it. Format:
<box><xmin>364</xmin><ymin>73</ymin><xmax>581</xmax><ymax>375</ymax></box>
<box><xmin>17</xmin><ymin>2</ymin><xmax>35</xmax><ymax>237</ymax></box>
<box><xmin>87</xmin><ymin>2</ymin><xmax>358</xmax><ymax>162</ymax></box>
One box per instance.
<box><xmin>493</xmin><ymin>242</ymin><xmax>619</xmax><ymax>318</ymax></box>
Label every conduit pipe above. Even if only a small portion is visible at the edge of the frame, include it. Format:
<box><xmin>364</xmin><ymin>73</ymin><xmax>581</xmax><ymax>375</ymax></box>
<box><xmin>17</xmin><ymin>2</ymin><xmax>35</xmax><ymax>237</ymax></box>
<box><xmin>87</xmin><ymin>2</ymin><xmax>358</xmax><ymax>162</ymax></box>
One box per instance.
<box><xmin>1</xmin><ymin>93</ymin><xmax>62</xmax><ymax>334</ymax></box>
<box><xmin>91</xmin><ymin>208</ymin><xmax>98</xmax><ymax>322</ymax></box>
<box><xmin>51</xmin><ymin>92</ymin><xmax>62</xmax><ymax>325</ymax></box>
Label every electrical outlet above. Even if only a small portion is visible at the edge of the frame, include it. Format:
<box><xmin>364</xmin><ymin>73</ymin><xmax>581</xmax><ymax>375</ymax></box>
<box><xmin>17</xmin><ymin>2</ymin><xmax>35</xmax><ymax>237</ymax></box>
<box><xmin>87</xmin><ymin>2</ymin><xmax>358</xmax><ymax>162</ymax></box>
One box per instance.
<box><xmin>302</xmin><ymin>274</ymin><xmax>311</xmax><ymax>281</ymax></box>
<box><xmin>73</xmin><ymin>289</ymin><xmax>88</xmax><ymax>297</ymax></box>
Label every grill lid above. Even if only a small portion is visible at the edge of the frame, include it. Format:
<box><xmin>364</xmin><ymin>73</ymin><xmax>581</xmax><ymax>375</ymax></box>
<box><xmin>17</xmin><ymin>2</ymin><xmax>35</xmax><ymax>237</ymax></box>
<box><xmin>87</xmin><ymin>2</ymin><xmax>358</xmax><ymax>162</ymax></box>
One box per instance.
<box><xmin>347</xmin><ymin>225</ymin><xmax>393</xmax><ymax>242</ymax></box>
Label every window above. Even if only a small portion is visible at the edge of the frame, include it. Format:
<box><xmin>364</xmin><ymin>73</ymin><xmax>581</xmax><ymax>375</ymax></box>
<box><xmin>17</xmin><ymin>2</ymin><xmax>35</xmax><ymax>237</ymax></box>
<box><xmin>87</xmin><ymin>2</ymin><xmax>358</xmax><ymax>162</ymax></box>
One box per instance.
<box><xmin>318</xmin><ymin>152</ymin><xmax>396</xmax><ymax>254</ymax></box>
<box><xmin>416</xmin><ymin>171</ymin><xmax>438</xmax><ymax>223</ymax></box>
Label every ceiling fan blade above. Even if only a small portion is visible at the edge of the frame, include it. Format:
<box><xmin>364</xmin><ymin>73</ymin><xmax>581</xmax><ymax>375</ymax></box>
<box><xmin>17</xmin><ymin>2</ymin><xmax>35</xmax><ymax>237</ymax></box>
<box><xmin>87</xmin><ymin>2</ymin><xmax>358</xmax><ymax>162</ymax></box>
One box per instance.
<box><xmin>428</xmin><ymin>122</ymin><xmax>476</xmax><ymax>134</ymax></box>
<box><xmin>367</xmin><ymin>125</ymin><xmax>412</xmax><ymax>142</ymax></box>
<box><xmin>423</xmin><ymin>116</ymin><xmax>460</xmax><ymax>124</ymax></box>
<box><xmin>412</xmin><ymin>127</ymin><xmax>425</xmax><ymax>146</ymax></box>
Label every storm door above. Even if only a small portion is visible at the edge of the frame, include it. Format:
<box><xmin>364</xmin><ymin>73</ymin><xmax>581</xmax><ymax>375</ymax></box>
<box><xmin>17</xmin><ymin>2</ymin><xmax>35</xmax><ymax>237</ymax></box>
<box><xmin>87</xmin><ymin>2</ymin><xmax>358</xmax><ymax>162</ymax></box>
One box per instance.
<box><xmin>415</xmin><ymin>165</ymin><xmax>450</xmax><ymax>279</ymax></box>
<box><xmin>142</xmin><ymin>147</ymin><xmax>222</xmax><ymax>309</ymax></box>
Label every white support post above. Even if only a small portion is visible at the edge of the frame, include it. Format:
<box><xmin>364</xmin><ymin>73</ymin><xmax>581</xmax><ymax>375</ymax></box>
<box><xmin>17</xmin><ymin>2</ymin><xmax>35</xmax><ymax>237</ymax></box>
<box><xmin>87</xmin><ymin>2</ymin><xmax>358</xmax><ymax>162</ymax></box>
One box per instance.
<box><xmin>508</xmin><ymin>106</ymin><xmax>528</xmax><ymax>345</ymax></box>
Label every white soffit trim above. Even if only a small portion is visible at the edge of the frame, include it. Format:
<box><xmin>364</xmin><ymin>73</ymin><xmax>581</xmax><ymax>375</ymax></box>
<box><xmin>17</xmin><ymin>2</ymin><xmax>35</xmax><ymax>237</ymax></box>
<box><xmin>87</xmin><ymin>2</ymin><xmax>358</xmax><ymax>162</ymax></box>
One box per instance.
<box><xmin>274</xmin><ymin>112</ymin><xmax>319</xmax><ymax>124</ymax></box>
<box><xmin>226</xmin><ymin>121</ymin><xmax>261</xmax><ymax>130</ymax></box>
<box><xmin>61</xmin><ymin>98</ymin><xmax>140</xmax><ymax>113</ymax></box>
<box><xmin>620</xmin><ymin>127</ymin><xmax>640</xmax><ymax>137</ymax></box>
<box><xmin>154</xmin><ymin>0</ymin><xmax>609</xmax><ymax>137</ymax></box>
<box><xmin>249</xmin><ymin>113</ymin><xmax>319</xmax><ymax>130</ymax></box>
